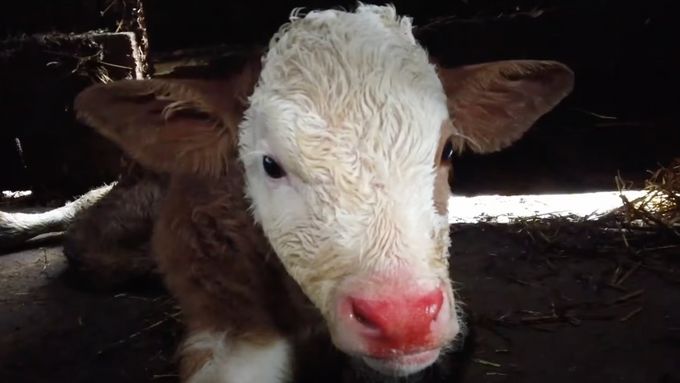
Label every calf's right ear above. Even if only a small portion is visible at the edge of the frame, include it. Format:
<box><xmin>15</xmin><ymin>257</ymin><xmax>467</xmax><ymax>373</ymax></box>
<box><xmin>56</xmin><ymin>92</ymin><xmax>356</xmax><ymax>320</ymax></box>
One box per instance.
<box><xmin>74</xmin><ymin>58</ymin><xmax>262</xmax><ymax>178</ymax></box>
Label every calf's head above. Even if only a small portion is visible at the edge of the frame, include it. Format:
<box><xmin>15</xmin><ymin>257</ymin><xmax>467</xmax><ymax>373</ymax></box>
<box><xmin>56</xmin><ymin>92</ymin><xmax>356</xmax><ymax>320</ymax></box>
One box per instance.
<box><xmin>75</xmin><ymin>5</ymin><xmax>573</xmax><ymax>377</ymax></box>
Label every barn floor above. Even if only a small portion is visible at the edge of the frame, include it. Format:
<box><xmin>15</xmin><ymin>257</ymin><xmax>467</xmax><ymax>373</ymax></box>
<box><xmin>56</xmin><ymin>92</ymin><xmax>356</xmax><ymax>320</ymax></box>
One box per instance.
<box><xmin>1</xmin><ymin>221</ymin><xmax>678</xmax><ymax>383</ymax></box>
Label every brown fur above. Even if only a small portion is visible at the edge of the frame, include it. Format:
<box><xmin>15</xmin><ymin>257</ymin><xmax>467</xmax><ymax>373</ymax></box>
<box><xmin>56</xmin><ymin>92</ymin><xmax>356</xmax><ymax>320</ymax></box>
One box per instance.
<box><xmin>153</xmin><ymin>158</ymin><xmax>326</xmax><ymax>377</ymax></box>
<box><xmin>63</xmin><ymin>162</ymin><xmax>168</xmax><ymax>290</ymax></box>
<box><xmin>154</xmin><ymin>167</ymin><xmax>317</xmax><ymax>332</ymax></box>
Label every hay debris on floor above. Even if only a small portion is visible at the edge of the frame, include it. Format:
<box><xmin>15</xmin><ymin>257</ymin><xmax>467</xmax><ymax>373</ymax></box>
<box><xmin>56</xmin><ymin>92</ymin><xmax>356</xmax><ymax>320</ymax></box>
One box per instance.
<box><xmin>614</xmin><ymin>158</ymin><xmax>680</xmax><ymax>236</ymax></box>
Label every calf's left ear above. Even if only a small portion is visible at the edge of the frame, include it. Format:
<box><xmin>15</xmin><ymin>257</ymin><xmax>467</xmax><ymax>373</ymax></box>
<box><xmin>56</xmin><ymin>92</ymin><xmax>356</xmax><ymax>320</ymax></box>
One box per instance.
<box><xmin>437</xmin><ymin>60</ymin><xmax>574</xmax><ymax>154</ymax></box>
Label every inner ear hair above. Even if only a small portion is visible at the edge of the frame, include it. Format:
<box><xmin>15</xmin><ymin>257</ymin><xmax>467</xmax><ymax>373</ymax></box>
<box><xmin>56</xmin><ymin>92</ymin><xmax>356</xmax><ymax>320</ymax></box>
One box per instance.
<box><xmin>435</xmin><ymin>59</ymin><xmax>574</xmax><ymax>154</ymax></box>
<box><xmin>74</xmin><ymin>50</ymin><xmax>265</xmax><ymax>178</ymax></box>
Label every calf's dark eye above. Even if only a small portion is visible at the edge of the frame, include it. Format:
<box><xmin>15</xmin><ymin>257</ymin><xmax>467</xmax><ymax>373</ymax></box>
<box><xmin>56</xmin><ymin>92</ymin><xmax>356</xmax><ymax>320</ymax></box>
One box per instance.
<box><xmin>440</xmin><ymin>140</ymin><xmax>454</xmax><ymax>164</ymax></box>
<box><xmin>263</xmin><ymin>155</ymin><xmax>286</xmax><ymax>178</ymax></box>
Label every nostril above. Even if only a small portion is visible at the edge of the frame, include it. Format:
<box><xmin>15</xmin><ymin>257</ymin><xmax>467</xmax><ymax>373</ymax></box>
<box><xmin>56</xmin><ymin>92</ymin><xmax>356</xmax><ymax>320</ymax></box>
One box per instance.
<box><xmin>353</xmin><ymin>309</ymin><xmax>375</xmax><ymax>328</ymax></box>
<box><xmin>426</xmin><ymin>302</ymin><xmax>441</xmax><ymax>319</ymax></box>
<box><xmin>350</xmin><ymin>299</ymin><xmax>383</xmax><ymax>332</ymax></box>
<box><xmin>423</xmin><ymin>289</ymin><xmax>444</xmax><ymax>322</ymax></box>
<box><xmin>425</xmin><ymin>293</ymin><xmax>444</xmax><ymax>321</ymax></box>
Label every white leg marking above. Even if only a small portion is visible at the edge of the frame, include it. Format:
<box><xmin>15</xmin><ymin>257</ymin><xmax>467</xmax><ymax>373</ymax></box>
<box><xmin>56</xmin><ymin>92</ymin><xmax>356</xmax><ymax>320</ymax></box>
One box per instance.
<box><xmin>183</xmin><ymin>331</ymin><xmax>292</xmax><ymax>383</ymax></box>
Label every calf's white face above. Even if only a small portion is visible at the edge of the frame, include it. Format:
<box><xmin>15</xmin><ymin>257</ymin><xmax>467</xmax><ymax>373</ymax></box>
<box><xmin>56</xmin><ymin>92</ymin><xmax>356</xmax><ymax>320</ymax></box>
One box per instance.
<box><xmin>73</xmin><ymin>4</ymin><xmax>574</xmax><ymax>378</ymax></box>
<box><xmin>239</xmin><ymin>5</ymin><xmax>460</xmax><ymax>375</ymax></box>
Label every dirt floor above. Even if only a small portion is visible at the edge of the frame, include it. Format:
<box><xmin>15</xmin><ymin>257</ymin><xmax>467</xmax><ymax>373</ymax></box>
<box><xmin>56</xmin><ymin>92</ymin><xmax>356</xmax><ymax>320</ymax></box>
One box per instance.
<box><xmin>1</xmin><ymin>218</ymin><xmax>679</xmax><ymax>383</ymax></box>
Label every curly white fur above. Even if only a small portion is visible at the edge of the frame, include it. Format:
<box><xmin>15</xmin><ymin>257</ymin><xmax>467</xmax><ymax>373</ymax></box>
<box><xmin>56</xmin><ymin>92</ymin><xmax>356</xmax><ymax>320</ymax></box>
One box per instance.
<box><xmin>239</xmin><ymin>4</ymin><xmax>455</xmax><ymax>329</ymax></box>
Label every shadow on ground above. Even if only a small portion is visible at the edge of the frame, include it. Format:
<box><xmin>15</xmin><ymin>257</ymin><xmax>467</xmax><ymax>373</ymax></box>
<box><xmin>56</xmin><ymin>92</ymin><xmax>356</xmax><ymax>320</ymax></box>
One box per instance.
<box><xmin>1</xmin><ymin>222</ymin><xmax>679</xmax><ymax>382</ymax></box>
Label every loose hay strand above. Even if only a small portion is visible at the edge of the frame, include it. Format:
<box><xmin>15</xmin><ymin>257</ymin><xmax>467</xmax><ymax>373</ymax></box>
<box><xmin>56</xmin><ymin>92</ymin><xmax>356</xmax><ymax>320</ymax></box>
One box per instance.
<box><xmin>614</xmin><ymin>158</ymin><xmax>680</xmax><ymax>237</ymax></box>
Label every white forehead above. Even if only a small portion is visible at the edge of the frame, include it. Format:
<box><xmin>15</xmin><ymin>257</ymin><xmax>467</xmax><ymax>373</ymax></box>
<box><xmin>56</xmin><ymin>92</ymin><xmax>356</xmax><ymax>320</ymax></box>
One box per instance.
<box><xmin>242</xmin><ymin>4</ymin><xmax>449</xmax><ymax>187</ymax></box>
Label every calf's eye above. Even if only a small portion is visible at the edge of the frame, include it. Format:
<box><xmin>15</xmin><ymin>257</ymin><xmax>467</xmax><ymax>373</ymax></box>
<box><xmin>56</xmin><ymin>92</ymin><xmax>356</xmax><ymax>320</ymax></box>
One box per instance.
<box><xmin>440</xmin><ymin>140</ymin><xmax>454</xmax><ymax>164</ymax></box>
<box><xmin>263</xmin><ymin>155</ymin><xmax>286</xmax><ymax>179</ymax></box>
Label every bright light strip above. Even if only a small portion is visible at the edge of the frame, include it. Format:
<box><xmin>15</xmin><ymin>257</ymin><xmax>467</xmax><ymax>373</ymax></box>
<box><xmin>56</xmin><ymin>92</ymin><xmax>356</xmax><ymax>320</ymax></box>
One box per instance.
<box><xmin>1</xmin><ymin>190</ymin><xmax>33</xmax><ymax>199</ymax></box>
<box><xmin>448</xmin><ymin>190</ymin><xmax>646</xmax><ymax>224</ymax></box>
<box><xmin>0</xmin><ymin>190</ymin><xmax>648</xmax><ymax>224</ymax></box>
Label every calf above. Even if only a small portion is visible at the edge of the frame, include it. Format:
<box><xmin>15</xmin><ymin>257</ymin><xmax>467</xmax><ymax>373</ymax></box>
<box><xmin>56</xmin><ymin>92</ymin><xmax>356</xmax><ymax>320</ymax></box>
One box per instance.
<box><xmin>72</xmin><ymin>4</ymin><xmax>573</xmax><ymax>382</ymax></box>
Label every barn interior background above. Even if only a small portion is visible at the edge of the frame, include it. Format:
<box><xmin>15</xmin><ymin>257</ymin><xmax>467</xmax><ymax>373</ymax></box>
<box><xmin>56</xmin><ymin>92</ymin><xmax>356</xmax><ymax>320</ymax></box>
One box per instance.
<box><xmin>1</xmin><ymin>1</ymin><xmax>678</xmax><ymax>382</ymax></box>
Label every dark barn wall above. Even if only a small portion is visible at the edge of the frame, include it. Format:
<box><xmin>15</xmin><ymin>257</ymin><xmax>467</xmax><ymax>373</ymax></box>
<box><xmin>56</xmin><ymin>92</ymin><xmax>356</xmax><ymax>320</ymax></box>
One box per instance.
<box><xmin>1</xmin><ymin>1</ymin><xmax>149</xmax><ymax>201</ymax></box>
<box><xmin>417</xmin><ymin>0</ymin><xmax>680</xmax><ymax>194</ymax></box>
<box><xmin>0</xmin><ymin>33</ymin><xmax>140</xmax><ymax>200</ymax></box>
<box><xmin>0</xmin><ymin>0</ymin><xmax>147</xmax><ymax>40</ymax></box>
<box><xmin>141</xmin><ymin>0</ymin><xmax>679</xmax><ymax>194</ymax></box>
<box><xmin>1</xmin><ymin>0</ymin><xmax>678</xmax><ymax>199</ymax></box>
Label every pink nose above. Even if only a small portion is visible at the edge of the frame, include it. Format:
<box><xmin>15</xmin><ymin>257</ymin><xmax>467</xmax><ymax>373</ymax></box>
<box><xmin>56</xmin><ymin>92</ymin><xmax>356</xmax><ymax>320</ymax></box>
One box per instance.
<box><xmin>346</xmin><ymin>288</ymin><xmax>444</xmax><ymax>354</ymax></box>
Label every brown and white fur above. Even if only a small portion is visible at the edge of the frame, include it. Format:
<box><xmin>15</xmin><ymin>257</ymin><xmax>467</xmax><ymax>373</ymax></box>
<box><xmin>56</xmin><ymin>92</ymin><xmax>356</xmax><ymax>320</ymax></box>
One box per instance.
<box><xmin>0</xmin><ymin>4</ymin><xmax>574</xmax><ymax>382</ymax></box>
